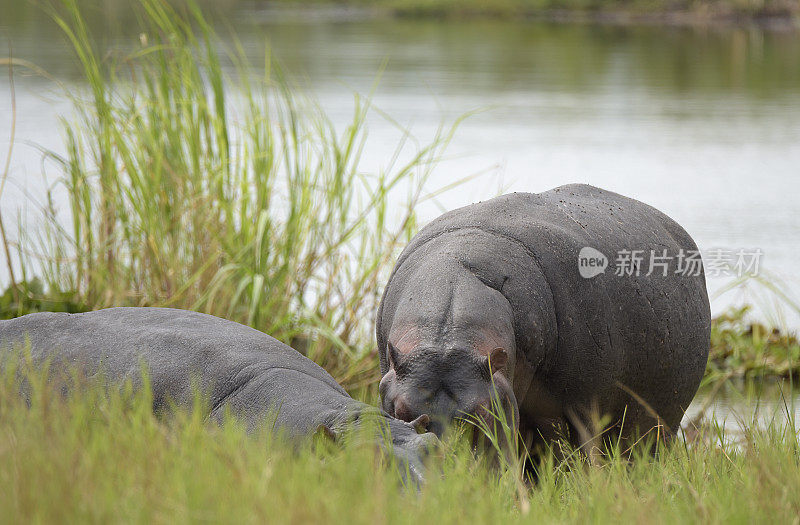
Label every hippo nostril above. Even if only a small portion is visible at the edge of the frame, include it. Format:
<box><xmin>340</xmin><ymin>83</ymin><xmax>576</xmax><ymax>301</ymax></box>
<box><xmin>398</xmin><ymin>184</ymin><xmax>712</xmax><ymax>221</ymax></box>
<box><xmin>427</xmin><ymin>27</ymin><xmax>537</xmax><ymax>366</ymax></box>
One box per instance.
<box><xmin>394</xmin><ymin>399</ymin><xmax>414</xmax><ymax>422</ymax></box>
<box><xmin>461</xmin><ymin>400</ymin><xmax>491</xmax><ymax>423</ymax></box>
<box><xmin>427</xmin><ymin>420</ymin><xmax>445</xmax><ymax>438</ymax></box>
<box><xmin>475</xmin><ymin>403</ymin><xmax>490</xmax><ymax>418</ymax></box>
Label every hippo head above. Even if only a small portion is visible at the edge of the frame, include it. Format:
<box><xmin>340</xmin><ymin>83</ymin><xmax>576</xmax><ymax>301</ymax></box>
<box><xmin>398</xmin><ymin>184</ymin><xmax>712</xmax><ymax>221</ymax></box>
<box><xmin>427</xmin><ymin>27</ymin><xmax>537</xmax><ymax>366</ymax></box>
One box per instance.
<box><xmin>379</xmin><ymin>343</ymin><xmax>519</xmax><ymax>439</ymax></box>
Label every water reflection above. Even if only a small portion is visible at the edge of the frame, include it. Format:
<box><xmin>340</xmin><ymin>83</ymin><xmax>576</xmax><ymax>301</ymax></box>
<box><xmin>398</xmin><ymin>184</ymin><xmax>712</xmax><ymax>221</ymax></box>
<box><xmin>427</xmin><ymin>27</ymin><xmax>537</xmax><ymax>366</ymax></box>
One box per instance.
<box><xmin>684</xmin><ymin>379</ymin><xmax>800</xmax><ymax>439</ymax></box>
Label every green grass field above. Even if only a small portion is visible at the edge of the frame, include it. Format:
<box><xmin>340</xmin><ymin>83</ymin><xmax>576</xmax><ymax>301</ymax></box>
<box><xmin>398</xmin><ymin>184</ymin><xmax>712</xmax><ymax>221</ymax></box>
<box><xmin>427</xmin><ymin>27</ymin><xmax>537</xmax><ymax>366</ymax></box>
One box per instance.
<box><xmin>0</xmin><ymin>355</ymin><xmax>798</xmax><ymax>523</ymax></box>
<box><xmin>1</xmin><ymin>1</ymin><xmax>799</xmax><ymax>521</ymax></box>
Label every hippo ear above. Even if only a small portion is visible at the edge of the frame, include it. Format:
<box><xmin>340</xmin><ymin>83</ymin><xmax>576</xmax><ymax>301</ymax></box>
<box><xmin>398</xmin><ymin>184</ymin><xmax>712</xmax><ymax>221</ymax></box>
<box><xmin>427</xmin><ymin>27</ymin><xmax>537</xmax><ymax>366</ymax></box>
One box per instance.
<box><xmin>406</xmin><ymin>414</ymin><xmax>430</xmax><ymax>434</ymax></box>
<box><xmin>314</xmin><ymin>424</ymin><xmax>338</xmax><ymax>443</ymax></box>
<box><xmin>387</xmin><ymin>341</ymin><xmax>402</xmax><ymax>370</ymax></box>
<box><xmin>485</xmin><ymin>347</ymin><xmax>508</xmax><ymax>373</ymax></box>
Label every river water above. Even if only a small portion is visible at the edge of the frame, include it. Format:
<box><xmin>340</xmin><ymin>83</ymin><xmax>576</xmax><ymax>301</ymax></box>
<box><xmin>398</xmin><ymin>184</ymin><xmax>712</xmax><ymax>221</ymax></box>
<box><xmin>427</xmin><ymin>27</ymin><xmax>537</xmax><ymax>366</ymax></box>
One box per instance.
<box><xmin>1</xmin><ymin>3</ymin><xmax>799</xmax><ymax>428</ymax></box>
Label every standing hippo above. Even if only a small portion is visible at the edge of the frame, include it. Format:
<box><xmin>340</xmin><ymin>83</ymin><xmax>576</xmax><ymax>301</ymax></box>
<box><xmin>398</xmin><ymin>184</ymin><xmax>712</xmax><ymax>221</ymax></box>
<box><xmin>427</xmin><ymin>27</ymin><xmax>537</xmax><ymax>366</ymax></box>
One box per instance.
<box><xmin>0</xmin><ymin>307</ymin><xmax>437</xmax><ymax>483</ymax></box>
<box><xmin>377</xmin><ymin>184</ymin><xmax>711</xmax><ymax>448</ymax></box>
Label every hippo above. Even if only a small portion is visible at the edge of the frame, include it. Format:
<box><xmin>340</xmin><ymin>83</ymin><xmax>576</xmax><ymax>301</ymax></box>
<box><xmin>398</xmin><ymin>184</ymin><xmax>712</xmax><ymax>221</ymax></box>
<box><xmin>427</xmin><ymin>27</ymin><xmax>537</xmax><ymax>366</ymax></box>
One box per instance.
<box><xmin>0</xmin><ymin>307</ymin><xmax>438</xmax><ymax>483</ymax></box>
<box><xmin>377</xmin><ymin>184</ymin><xmax>711</xmax><ymax>450</ymax></box>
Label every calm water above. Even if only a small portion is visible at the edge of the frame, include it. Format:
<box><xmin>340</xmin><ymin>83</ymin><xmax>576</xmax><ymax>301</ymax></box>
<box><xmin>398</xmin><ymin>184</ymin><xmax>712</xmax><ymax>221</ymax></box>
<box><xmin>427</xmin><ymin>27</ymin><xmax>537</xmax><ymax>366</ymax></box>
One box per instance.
<box><xmin>1</xmin><ymin>4</ymin><xmax>799</xmax><ymax>427</ymax></box>
<box><xmin>682</xmin><ymin>379</ymin><xmax>800</xmax><ymax>439</ymax></box>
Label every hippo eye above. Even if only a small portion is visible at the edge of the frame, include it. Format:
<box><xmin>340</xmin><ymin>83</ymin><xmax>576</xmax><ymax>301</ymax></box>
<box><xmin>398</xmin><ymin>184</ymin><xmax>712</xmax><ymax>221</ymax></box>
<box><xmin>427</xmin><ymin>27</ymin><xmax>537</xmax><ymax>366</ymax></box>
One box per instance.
<box><xmin>417</xmin><ymin>387</ymin><xmax>434</xmax><ymax>402</ymax></box>
<box><xmin>394</xmin><ymin>363</ymin><xmax>409</xmax><ymax>378</ymax></box>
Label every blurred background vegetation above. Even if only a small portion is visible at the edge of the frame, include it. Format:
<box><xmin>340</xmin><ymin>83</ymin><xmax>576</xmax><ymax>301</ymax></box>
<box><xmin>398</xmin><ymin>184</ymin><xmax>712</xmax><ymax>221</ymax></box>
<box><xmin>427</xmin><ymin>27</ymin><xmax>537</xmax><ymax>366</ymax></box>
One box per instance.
<box><xmin>3</xmin><ymin>0</ymin><xmax>799</xmax><ymax>23</ymax></box>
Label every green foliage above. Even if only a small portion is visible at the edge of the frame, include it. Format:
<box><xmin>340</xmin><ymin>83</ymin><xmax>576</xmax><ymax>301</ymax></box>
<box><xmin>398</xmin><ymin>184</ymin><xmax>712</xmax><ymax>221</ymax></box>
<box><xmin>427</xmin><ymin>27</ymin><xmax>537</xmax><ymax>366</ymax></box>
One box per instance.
<box><xmin>0</xmin><ymin>280</ymin><xmax>87</xmax><ymax>320</ymax></box>
<box><xmin>708</xmin><ymin>306</ymin><xmax>800</xmax><ymax>380</ymax></box>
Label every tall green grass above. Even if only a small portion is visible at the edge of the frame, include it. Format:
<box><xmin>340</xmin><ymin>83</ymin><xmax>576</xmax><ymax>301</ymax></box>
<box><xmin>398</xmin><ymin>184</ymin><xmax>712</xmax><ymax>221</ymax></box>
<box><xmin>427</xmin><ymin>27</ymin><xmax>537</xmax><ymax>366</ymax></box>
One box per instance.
<box><xmin>8</xmin><ymin>0</ymin><xmax>457</xmax><ymax>391</ymax></box>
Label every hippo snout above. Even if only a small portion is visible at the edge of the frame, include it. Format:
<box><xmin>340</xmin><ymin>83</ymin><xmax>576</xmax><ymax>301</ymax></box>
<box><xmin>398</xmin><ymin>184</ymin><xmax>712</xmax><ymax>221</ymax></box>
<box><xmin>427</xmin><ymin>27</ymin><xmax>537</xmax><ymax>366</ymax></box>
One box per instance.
<box><xmin>379</xmin><ymin>345</ymin><xmax>520</xmax><ymax>441</ymax></box>
<box><xmin>411</xmin><ymin>431</ymin><xmax>440</xmax><ymax>452</ymax></box>
<box><xmin>393</xmin><ymin>399</ymin><xmax>454</xmax><ymax>438</ymax></box>
<box><xmin>463</xmin><ymin>392</ymin><xmax>519</xmax><ymax>432</ymax></box>
<box><xmin>393</xmin><ymin>398</ymin><xmax>415</xmax><ymax>423</ymax></box>
<box><xmin>392</xmin><ymin>431</ymin><xmax>440</xmax><ymax>487</ymax></box>
<box><xmin>387</xmin><ymin>388</ymin><xmax>518</xmax><ymax>440</ymax></box>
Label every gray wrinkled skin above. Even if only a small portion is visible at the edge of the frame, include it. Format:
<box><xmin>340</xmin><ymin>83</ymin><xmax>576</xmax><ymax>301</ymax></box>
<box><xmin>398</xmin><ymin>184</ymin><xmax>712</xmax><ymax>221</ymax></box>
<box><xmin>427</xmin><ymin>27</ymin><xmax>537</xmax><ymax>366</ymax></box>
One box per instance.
<box><xmin>377</xmin><ymin>184</ymin><xmax>711</xmax><ymax>447</ymax></box>
<box><xmin>0</xmin><ymin>307</ymin><xmax>437</xmax><ymax>484</ymax></box>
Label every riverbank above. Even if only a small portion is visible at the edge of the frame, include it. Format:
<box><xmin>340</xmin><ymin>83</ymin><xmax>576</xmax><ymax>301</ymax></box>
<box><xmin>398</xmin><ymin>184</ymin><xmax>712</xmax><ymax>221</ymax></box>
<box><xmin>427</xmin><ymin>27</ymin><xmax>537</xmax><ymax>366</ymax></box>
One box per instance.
<box><xmin>264</xmin><ymin>0</ymin><xmax>800</xmax><ymax>28</ymax></box>
<box><xmin>3</xmin><ymin>0</ymin><xmax>799</xmax><ymax>29</ymax></box>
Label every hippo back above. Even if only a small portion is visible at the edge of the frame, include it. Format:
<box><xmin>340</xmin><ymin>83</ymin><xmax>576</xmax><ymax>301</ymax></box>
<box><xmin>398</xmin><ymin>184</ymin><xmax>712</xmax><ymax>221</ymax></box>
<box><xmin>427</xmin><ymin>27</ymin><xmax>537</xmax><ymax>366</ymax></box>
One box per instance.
<box><xmin>0</xmin><ymin>307</ymin><xmax>351</xmax><ymax>433</ymax></box>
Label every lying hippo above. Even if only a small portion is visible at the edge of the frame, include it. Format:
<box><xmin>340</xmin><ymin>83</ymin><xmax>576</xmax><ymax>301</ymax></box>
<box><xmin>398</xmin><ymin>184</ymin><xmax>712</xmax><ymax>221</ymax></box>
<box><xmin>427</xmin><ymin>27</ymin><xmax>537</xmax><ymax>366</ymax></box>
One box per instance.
<box><xmin>377</xmin><ymin>184</ymin><xmax>711</xmax><ymax>448</ymax></box>
<box><xmin>0</xmin><ymin>307</ymin><xmax>437</xmax><ymax>482</ymax></box>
